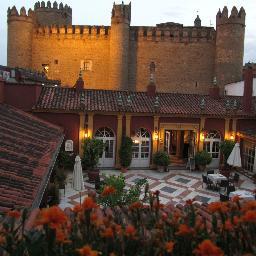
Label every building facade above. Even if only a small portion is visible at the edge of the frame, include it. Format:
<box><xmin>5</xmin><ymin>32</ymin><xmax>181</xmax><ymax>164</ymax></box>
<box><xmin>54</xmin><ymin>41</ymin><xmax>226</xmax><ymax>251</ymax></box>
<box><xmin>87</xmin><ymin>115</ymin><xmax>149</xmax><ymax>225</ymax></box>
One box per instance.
<box><xmin>7</xmin><ymin>2</ymin><xmax>245</xmax><ymax>94</ymax></box>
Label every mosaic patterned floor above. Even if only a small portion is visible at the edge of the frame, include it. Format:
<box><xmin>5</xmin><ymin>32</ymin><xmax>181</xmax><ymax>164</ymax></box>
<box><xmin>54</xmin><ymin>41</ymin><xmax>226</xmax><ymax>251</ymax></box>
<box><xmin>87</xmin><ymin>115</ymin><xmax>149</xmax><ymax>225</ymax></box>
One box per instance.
<box><xmin>59</xmin><ymin>169</ymin><xmax>255</xmax><ymax>209</ymax></box>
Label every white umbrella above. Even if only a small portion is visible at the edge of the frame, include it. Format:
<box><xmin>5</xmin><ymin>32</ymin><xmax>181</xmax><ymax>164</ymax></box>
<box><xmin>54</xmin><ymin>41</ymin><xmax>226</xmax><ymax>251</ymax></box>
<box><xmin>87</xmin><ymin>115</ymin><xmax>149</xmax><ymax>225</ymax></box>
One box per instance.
<box><xmin>72</xmin><ymin>155</ymin><xmax>84</xmax><ymax>191</ymax></box>
<box><xmin>227</xmin><ymin>143</ymin><xmax>242</xmax><ymax>167</ymax></box>
<box><xmin>253</xmin><ymin>146</ymin><xmax>256</xmax><ymax>173</ymax></box>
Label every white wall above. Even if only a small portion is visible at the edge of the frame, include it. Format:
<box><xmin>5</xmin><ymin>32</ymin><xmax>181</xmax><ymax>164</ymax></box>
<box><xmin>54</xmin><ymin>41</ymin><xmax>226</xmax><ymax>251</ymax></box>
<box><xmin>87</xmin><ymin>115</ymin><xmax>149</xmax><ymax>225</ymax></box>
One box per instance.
<box><xmin>225</xmin><ymin>78</ymin><xmax>256</xmax><ymax>96</ymax></box>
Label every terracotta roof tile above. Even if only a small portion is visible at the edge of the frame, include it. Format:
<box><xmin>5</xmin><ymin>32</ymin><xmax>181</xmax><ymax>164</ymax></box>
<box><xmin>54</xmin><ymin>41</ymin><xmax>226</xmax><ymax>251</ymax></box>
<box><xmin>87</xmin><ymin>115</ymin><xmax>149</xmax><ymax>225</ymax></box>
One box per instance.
<box><xmin>34</xmin><ymin>87</ymin><xmax>256</xmax><ymax>117</ymax></box>
<box><xmin>0</xmin><ymin>104</ymin><xmax>64</xmax><ymax>212</ymax></box>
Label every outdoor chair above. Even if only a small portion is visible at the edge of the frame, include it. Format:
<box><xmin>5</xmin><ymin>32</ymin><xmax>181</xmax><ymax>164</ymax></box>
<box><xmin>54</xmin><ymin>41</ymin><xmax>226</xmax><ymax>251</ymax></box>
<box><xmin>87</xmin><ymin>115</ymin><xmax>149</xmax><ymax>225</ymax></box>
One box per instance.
<box><xmin>207</xmin><ymin>170</ymin><xmax>214</xmax><ymax>175</ymax></box>
<box><xmin>219</xmin><ymin>193</ymin><xmax>229</xmax><ymax>202</ymax></box>
<box><xmin>233</xmin><ymin>173</ymin><xmax>240</xmax><ymax>183</ymax></box>
<box><xmin>202</xmin><ymin>175</ymin><xmax>213</xmax><ymax>190</ymax></box>
<box><xmin>202</xmin><ymin>174</ymin><xmax>208</xmax><ymax>188</ymax></box>
<box><xmin>229</xmin><ymin>173</ymin><xmax>240</xmax><ymax>187</ymax></box>
<box><xmin>217</xmin><ymin>179</ymin><xmax>229</xmax><ymax>193</ymax></box>
<box><xmin>227</xmin><ymin>185</ymin><xmax>236</xmax><ymax>196</ymax></box>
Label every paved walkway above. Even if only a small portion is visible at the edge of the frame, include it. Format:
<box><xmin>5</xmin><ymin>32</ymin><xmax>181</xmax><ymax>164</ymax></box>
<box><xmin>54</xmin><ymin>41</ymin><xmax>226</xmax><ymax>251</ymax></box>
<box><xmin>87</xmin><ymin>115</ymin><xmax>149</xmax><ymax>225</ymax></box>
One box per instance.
<box><xmin>59</xmin><ymin>169</ymin><xmax>255</xmax><ymax>209</ymax></box>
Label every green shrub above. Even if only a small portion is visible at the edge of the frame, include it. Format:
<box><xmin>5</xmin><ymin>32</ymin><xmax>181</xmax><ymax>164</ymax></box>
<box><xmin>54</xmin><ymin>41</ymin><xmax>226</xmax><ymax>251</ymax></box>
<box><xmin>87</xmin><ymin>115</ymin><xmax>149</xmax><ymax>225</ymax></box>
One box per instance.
<box><xmin>220</xmin><ymin>140</ymin><xmax>235</xmax><ymax>164</ymax></box>
<box><xmin>47</xmin><ymin>182</ymin><xmax>60</xmax><ymax>205</ymax></box>
<box><xmin>54</xmin><ymin>168</ymin><xmax>67</xmax><ymax>189</ymax></box>
<box><xmin>119</xmin><ymin>136</ymin><xmax>133</xmax><ymax>168</ymax></box>
<box><xmin>195</xmin><ymin>150</ymin><xmax>212</xmax><ymax>166</ymax></box>
<box><xmin>57</xmin><ymin>150</ymin><xmax>75</xmax><ymax>170</ymax></box>
<box><xmin>153</xmin><ymin>151</ymin><xmax>170</xmax><ymax>167</ymax></box>
<box><xmin>97</xmin><ymin>174</ymin><xmax>148</xmax><ymax>208</ymax></box>
<box><xmin>81</xmin><ymin>138</ymin><xmax>104</xmax><ymax>170</ymax></box>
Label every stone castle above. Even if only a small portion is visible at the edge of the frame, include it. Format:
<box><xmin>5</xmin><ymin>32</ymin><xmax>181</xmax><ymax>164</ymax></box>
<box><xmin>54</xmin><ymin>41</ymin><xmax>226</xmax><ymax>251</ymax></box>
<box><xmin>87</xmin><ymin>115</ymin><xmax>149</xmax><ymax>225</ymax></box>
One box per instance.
<box><xmin>7</xmin><ymin>1</ymin><xmax>245</xmax><ymax>94</ymax></box>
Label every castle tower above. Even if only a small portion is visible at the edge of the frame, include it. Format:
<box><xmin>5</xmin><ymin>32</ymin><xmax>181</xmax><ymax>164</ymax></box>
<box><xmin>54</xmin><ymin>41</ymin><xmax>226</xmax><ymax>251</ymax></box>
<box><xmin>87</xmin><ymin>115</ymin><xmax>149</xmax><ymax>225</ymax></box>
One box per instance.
<box><xmin>215</xmin><ymin>6</ymin><xmax>246</xmax><ymax>94</ymax></box>
<box><xmin>109</xmin><ymin>2</ymin><xmax>131</xmax><ymax>90</ymax></box>
<box><xmin>7</xmin><ymin>6</ymin><xmax>34</xmax><ymax>69</ymax></box>
<box><xmin>34</xmin><ymin>1</ymin><xmax>72</xmax><ymax>26</ymax></box>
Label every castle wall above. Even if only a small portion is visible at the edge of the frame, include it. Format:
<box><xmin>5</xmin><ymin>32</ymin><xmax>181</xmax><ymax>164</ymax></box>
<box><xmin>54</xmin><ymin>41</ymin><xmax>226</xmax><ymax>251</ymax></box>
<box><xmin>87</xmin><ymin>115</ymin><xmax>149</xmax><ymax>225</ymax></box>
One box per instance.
<box><xmin>130</xmin><ymin>38</ymin><xmax>215</xmax><ymax>94</ymax></box>
<box><xmin>31</xmin><ymin>26</ymin><xmax>110</xmax><ymax>88</ymax></box>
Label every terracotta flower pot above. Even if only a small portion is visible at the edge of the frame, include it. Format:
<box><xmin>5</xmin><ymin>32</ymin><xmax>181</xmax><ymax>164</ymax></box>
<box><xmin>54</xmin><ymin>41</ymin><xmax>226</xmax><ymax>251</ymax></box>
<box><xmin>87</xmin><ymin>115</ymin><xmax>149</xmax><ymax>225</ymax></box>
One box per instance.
<box><xmin>87</xmin><ymin>169</ymin><xmax>100</xmax><ymax>183</ymax></box>
<box><xmin>198</xmin><ymin>165</ymin><xmax>206</xmax><ymax>172</ymax></box>
<box><xmin>120</xmin><ymin>167</ymin><xmax>128</xmax><ymax>173</ymax></box>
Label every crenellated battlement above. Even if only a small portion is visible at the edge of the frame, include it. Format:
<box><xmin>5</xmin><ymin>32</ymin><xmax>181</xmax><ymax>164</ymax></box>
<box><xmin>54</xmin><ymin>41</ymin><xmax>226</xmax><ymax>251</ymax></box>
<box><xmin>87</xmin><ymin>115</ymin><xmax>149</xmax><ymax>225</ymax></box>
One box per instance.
<box><xmin>7</xmin><ymin>6</ymin><xmax>34</xmax><ymax>21</ymax></box>
<box><xmin>216</xmin><ymin>6</ymin><xmax>245</xmax><ymax>26</ymax></box>
<box><xmin>34</xmin><ymin>1</ymin><xmax>72</xmax><ymax>15</ymax></box>
<box><xmin>130</xmin><ymin>25</ymin><xmax>215</xmax><ymax>42</ymax></box>
<box><xmin>112</xmin><ymin>2</ymin><xmax>131</xmax><ymax>24</ymax></box>
<box><xmin>35</xmin><ymin>25</ymin><xmax>110</xmax><ymax>37</ymax></box>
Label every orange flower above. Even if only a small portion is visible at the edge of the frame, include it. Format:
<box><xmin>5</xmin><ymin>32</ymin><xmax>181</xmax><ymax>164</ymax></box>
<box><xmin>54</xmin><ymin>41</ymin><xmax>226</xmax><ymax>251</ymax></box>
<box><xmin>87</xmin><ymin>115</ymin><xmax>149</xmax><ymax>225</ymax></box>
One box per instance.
<box><xmin>231</xmin><ymin>195</ymin><xmax>241</xmax><ymax>203</ymax></box>
<box><xmin>82</xmin><ymin>197</ymin><xmax>98</xmax><ymax>211</ymax></box>
<box><xmin>129</xmin><ymin>201</ymin><xmax>143</xmax><ymax>210</ymax></box>
<box><xmin>7</xmin><ymin>210</ymin><xmax>21</xmax><ymax>219</ymax></box>
<box><xmin>242</xmin><ymin>210</ymin><xmax>256</xmax><ymax>223</ymax></box>
<box><xmin>241</xmin><ymin>201</ymin><xmax>256</xmax><ymax>212</ymax></box>
<box><xmin>175</xmin><ymin>224</ymin><xmax>193</xmax><ymax>236</ymax></box>
<box><xmin>56</xmin><ymin>228</ymin><xmax>70</xmax><ymax>244</ymax></box>
<box><xmin>194</xmin><ymin>240</ymin><xmax>224</xmax><ymax>256</ymax></box>
<box><xmin>233</xmin><ymin>216</ymin><xmax>240</xmax><ymax>225</ymax></box>
<box><xmin>36</xmin><ymin>206</ymin><xmax>68</xmax><ymax>229</ymax></box>
<box><xmin>224</xmin><ymin>219</ymin><xmax>233</xmax><ymax>231</ymax></box>
<box><xmin>207</xmin><ymin>202</ymin><xmax>228</xmax><ymax>214</ymax></box>
<box><xmin>186</xmin><ymin>199</ymin><xmax>194</xmax><ymax>205</ymax></box>
<box><xmin>125</xmin><ymin>224</ymin><xmax>136</xmax><ymax>238</ymax></box>
<box><xmin>101</xmin><ymin>227</ymin><xmax>114</xmax><ymax>238</ymax></box>
<box><xmin>101</xmin><ymin>186</ymin><xmax>116</xmax><ymax>197</ymax></box>
<box><xmin>77</xmin><ymin>245</ymin><xmax>99</xmax><ymax>256</ymax></box>
<box><xmin>165</xmin><ymin>241</ymin><xmax>175</xmax><ymax>253</ymax></box>
<box><xmin>73</xmin><ymin>204</ymin><xmax>83</xmax><ymax>213</ymax></box>
<box><xmin>113</xmin><ymin>224</ymin><xmax>122</xmax><ymax>236</ymax></box>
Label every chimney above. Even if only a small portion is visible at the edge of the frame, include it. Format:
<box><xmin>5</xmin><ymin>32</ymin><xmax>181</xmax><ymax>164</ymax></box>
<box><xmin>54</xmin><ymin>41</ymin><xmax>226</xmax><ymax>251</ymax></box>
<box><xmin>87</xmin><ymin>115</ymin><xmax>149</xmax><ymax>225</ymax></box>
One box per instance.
<box><xmin>74</xmin><ymin>70</ymin><xmax>84</xmax><ymax>91</ymax></box>
<box><xmin>209</xmin><ymin>77</ymin><xmax>220</xmax><ymax>99</ymax></box>
<box><xmin>147</xmin><ymin>75</ymin><xmax>156</xmax><ymax>97</ymax></box>
<box><xmin>243</xmin><ymin>63</ymin><xmax>253</xmax><ymax>112</ymax></box>
<box><xmin>0</xmin><ymin>78</ymin><xmax>5</xmax><ymax>104</ymax></box>
<box><xmin>147</xmin><ymin>62</ymin><xmax>156</xmax><ymax>97</ymax></box>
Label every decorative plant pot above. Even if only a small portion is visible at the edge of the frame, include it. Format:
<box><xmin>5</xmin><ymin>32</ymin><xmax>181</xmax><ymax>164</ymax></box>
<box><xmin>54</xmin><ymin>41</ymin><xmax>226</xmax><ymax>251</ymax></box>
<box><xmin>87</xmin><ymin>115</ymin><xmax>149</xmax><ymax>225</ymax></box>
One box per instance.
<box><xmin>198</xmin><ymin>165</ymin><xmax>206</xmax><ymax>172</ymax></box>
<box><xmin>120</xmin><ymin>167</ymin><xmax>128</xmax><ymax>173</ymax></box>
<box><xmin>88</xmin><ymin>169</ymin><xmax>100</xmax><ymax>183</ymax></box>
<box><xmin>157</xmin><ymin>166</ymin><xmax>168</xmax><ymax>172</ymax></box>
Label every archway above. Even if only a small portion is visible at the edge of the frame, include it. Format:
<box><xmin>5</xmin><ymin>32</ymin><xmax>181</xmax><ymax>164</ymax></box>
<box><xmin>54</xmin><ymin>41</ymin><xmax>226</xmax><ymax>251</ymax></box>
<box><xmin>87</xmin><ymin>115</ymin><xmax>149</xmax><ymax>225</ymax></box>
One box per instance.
<box><xmin>203</xmin><ymin>130</ymin><xmax>221</xmax><ymax>168</ymax></box>
<box><xmin>131</xmin><ymin>128</ymin><xmax>151</xmax><ymax>168</ymax></box>
<box><xmin>95</xmin><ymin>127</ymin><xmax>115</xmax><ymax>168</ymax></box>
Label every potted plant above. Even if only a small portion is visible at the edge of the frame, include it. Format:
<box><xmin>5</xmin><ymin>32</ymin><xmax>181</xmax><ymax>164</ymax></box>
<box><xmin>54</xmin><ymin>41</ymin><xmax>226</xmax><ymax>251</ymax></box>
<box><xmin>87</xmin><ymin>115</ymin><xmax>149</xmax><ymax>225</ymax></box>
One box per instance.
<box><xmin>119</xmin><ymin>136</ymin><xmax>133</xmax><ymax>172</ymax></box>
<box><xmin>153</xmin><ymin>151</ymin><xmax>170</xmax><ymax>172</ymax></box>
<box><xmin>81</xmin><ymin>138</ymin><xmax>104</xmax><ymax>183</ymax></box>
<box><xmin>195</xmin><ymin>150</ymin><xmax>212</xmax><ymax>171</ymax></box>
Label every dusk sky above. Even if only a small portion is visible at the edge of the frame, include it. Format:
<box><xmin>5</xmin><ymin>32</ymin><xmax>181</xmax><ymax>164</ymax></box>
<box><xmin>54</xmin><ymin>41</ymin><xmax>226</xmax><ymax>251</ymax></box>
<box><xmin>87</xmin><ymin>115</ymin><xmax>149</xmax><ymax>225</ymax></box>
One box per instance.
<box><xmin>1</xmin><ymin>0</ymin><xmax>255</xmax><ymax>65</ymax></box>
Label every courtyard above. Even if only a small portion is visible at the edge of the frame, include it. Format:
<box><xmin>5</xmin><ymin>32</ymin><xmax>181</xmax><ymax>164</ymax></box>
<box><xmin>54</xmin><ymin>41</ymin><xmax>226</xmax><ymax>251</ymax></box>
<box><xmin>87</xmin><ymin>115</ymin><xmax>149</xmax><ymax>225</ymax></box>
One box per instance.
<box><xmin>59</xmin><ymin>168</ymin><xmax>255</xmax><ymax>209</ymax></box>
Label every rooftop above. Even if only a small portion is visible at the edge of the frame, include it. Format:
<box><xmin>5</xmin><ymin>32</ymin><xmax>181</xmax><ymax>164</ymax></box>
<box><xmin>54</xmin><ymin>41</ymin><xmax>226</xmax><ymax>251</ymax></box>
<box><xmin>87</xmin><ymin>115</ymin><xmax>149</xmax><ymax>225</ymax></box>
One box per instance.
<box><xmin>0</xmin><ymin>104</ymin><xmax>64</xmax><ymax>212</ymax></box>
<box><xmin>34</xmin><ymin>87</ymin><xmax>256</xmax><ymax>118</ymax></box>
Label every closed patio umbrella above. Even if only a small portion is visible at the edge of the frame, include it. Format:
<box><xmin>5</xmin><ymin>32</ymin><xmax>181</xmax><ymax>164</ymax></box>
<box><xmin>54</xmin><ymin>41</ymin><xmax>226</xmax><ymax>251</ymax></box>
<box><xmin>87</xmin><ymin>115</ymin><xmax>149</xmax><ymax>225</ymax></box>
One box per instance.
<box><xmin>227</xmin><ymin>143</ymin><xmax>242</xmax><ymax>167</ymax></box>
<box><xmin>72</xmin><ymin>155</ymin><xmax>84</xmax><ymax>191</ymax></box>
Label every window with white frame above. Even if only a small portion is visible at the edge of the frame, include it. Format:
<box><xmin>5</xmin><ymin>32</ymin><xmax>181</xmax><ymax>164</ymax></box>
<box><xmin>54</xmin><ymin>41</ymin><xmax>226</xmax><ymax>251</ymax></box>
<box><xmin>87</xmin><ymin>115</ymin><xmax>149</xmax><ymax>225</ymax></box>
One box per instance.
<box><xmin>243</xmin><ymin>142</ymin><xmax>255</xmax><ymax>172</ymax></box>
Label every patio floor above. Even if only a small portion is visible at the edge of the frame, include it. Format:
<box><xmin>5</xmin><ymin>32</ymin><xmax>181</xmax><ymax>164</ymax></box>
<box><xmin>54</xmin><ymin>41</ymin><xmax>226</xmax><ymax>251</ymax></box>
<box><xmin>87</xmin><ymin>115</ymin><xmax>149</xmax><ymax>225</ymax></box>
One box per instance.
<box><xmin>59</xmin><ymin>169</ymin><xmax>255</xmax><ymax>210</ymax></box>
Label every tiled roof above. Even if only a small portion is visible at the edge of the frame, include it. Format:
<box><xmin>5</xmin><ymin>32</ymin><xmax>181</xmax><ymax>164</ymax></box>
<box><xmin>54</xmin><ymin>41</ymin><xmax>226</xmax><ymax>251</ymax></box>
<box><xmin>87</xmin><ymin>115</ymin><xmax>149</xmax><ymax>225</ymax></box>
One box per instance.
<box><xmin>34</xmin><ymin>87</ymin><xmax>256</xmax><ymax>117</ymax></box>
<box><xmin>238</xmin><ymin>129</ymin><xmax>256</xmax><ymax>139</ymax></box>
<box><xmin>0</xmin><ymin>104</ymin><xmax>64</xmax><ymax>212</ymax></box>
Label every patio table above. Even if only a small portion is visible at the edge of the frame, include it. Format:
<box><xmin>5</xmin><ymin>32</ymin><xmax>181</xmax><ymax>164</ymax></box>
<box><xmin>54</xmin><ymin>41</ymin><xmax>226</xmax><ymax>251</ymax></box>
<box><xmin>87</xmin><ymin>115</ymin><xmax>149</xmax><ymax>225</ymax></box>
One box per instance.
<box><xmin>207</xmin><ymin>174</ymin><xmax>227</xmax><ymax>184</ymax></box>
<box><xmin>229</xmin><ymin>190</ymin><xmax>255</xmax><ymax>200</ymax></box>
